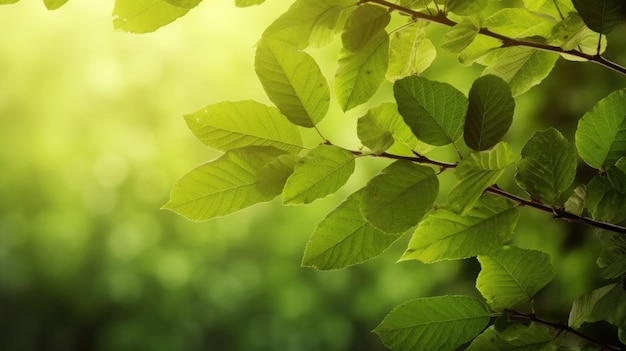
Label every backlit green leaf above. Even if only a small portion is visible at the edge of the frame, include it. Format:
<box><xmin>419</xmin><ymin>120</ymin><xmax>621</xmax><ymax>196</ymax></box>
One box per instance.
<box><xmin>477</xmin><ymin>247</ymin><xmax>555</xmax><ymax>311</ymax></box>
<box><xmin>575</xmin><ymin>89</ymin><xmax>626</xmax><ymax>169</ymax></box>
<box><xmin>585</xmin><ymin>176</ymin><xmax>626</xmax><ymax>223</ymax></box>
<box><xmin>163</xmin><ymin>0</ymin><xmax>200</xmax><ymax>8</ymax></box>
<box><xmin>447</xmin><ymin>0</ymin><xmax>489</xmax><ymax>15</ymax></box>
<box><xmin>483</xmin><ymin>8</ymin><xmax>556</xmax><ymax>39</ymax></box>
<box><xmin>374</xmin><ymin>295</ymin><xmax>490</xmax><ymax>351</ymax></box>
<box><xmin>387</xmin><ymin>21</ymin><xmax>436</xmax><ymax>80</ymax></box>
<box><xmin>400</xmin><ymin>195</ymin><xmax>518</xmax><ymax>263</ymax></box>
<box><xmin>163</xmin><ymin>146</ymin><xmax>286</xmax><ymax>220</ymax></box>
<box><xmin>184</xmin><ymin>100</ymin><xmax>303</xmax><ymax>153</ymax></box>
<box><xmin>551</xmin><ymin>12</ymin><xmax>606</xmax><ymax>56</ymax></box>
<box><xmin>515</xmin><ymin>128</ymin><xmax>577</xmax><ymax>205</ymax></box>
<box><xmin>255</xmin><ymin>39</ymin><xmax>330</xmax><ymax>127</ymax></box>
<box><xmin>342</xmin><ymin>4</ymin><xmax>390</xmax><ymax>51</ymax></box>
<box><xmin>234</xmin><ymin>0</ymin><xmax>263</xmax><ymax>7</ymax></box>
<box><xmin>301</xmin><ymin>190</ymin><xmax>402</xmax><ymax>270</ymax></box>
<box><xmin>361</xmin><ymin>161</ymin><xmax>438</xmax><ymax>234</ymax></box>
<box><xmin>572</xmin><ymin>0</ymin><xmax>626</xmax><ymax>34</ymax></box>
<box><xmin>442</xmin><ymin>21</ymin><xmax>479</xmax><ymax>54</ymax></box>
<box><xmin>282</xmin><ymin>145</ymin><xmax>355</xmax><ymax>205</ymax></box>
<box><xmin>256</xmin><ymin>154</ymin><xmax>298</xmax><ymax>197</ymax></box>
<box><xmin>481</xmin><ymin>47</ymin><xmax>559</xmax><ymax>96</ymax></box>
<box><xmin>394</xmin><ymin>76</ymin><xmax>468</xmax><ymax>146</ymax></box>
<box><xmin>113</xmin><ymin>0</ymin><xmax>191</xmax><ymax>33</ymax></box>
<box><xmin>44</xmin><ymin>0</ymin><xmax>69</xmax><ymax>10</ymax></box>
<box><xmin>466</xmin><ymin>323</ymin><xmax>555</xmax><ymax>351</ymax></box>
<box><xmin>464</xmin><ymin>75</ymin><xmax>515</xmax><ymax>151</ymax></box>
<box><xmin>569</xmin><ymin>283</ymin><xmax>626</xmax><ymax>328</ymax></box>
<box><xmin>458</xmin><ymin>35</ymin><xmax>502</xmax><ymax>66</ymax></box>
<box><xmin>564</xmin><ymin>185</ymin><xmax>586</xmax><ymax>216</ymax></box>
<box><xmin>448</xmin><ymin>142</ymin><xmax>518</xmax><ymax>214</ymax></box>
<box><xmin>335</xmin><ymin>31</ymin><xmax>389</xmax><ymax>111</ymax></box>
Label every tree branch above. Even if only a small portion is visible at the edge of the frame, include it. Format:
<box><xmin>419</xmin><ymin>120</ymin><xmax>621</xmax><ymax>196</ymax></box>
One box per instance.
<box><xmin>360</xmin><ymin>0</ymin><xmax>626</xmax><ymax>76</ymax></box>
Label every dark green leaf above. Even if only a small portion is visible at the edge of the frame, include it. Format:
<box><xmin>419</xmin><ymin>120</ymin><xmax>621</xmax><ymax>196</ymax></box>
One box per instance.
<box><xmin>569</xmin><ymin>283</ymin><xmax>626</xmax><ymax>328</ymax></box>
<box><xmin>374</xmin><ymin>295</ymin><xmax>490</xmax><ymax>351</ymax></box>
<box><xmin>572</xmin><ymin>0</ymin><xmax>626</xmax><ymax>34</ymax></box>
<box><xmin>447</xmin><ymin>0</ymin><xmax>489</xmax><ymax>15</ymax></box>
<box><xmin>256</xmin><ymin>154</ymin><xmax>298</xmax><ymax>197</ymax></box>
<box><xmin>466</xmin><ymin>323</ymin><xmax>555</xmax><ymax>351</ymax></box>
<box><xmin>342</xmin><ymin>4</ymin><xmax>390</xmax><ymax>51</ymax></box>
<box><xmin>597</xmin><ymin>231</ymin><xmax>626</xmax><ymax>279</ymax></box>
<box><xmin>464</xmin><ymin>75</ymin><xmax>515</xmax><ymax>151</ymax></box>
<box><xmin>586</xmin><ymin>175</ymin><xmax>626</xmax><ymax>223</ymax></box>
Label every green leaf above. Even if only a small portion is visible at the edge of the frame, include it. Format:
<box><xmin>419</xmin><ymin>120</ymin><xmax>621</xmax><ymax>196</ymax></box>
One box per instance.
<box><xmin>572</xmin><ymin>0</ymin><xmax>626</xmax><ymax>34</ymax></box>
<box><xmin>569</xmin><ymin>283</ymin><xmax>626</xmax><ymax>328</ymax></box>
<box><xmin>551</xmin><ymin>12</ymin><xmax>606</xmax><ymax>56</ymax></box>
<box><xmin>458</xmin><ymin>35</ymin><xmax>502</xmax><ymax>66</ymax></box>
<box><xmin>387</xmin><ymin>21</ymin><xmax>436</xmax><ymax>80</ymax></box>
<box><xmin>163</xmin><ymin>0</ymin><xmax>200</xmax><ymax>8</ymax></box>
<box><xmin>483</xmin><ymin>8</ymin><xmax>556</xmax><ymax>39</ymax></box>
<box><xmin>163</xmin><ymin>146</ymin><xmax>286</xmax><ymax>220</ymax></box>
<box><xmin>597</xmin><ymin>231</ymin><xmax>626</xmax><ymax>279</ymax></box>
<box><xmin>44</xmin><ymin>0</ymin><xmax>69</xmax><ymax>10</ymax></box>
<box><xmin>400</xmin><ymin>195</ymin><xmax>518</xmax><ymax>263</ymax></box>
<box><xmin>234</xmin><ymin>0</ymin><xmax>263</xmax><ymax>7</ymax></box>
<box><xmin>464</xmin><ymin>75</ymin><xmax>515</xmax><ymax>151</ymax></box>
<box><xmin>342</xmin><ymin>4</ymin><xmax>390</xmax><ymax>51</ymax></box>
<box><xmin>564</xmin><ymin>185</ymin><xmax>586</xmax><ymax>216</ymax></box>
<box><xmin>255</xmin><ymin>39</ymin><xmax>330</xmax><ymax>128</ymax></box>
<box><xmin>282</xmin><ymin>145</ymin><xmax>355</xmax><ymax>205</ymax></box>
<box><xmin>448</xmin><ymin>142</ymin><xmax>518</xmax><ymax>214</ymax></box>
<box><xmin>357</xmin><ymin>102</ymin><xmax>431</xmax><ymax>154</ymax></box>
<box><xmin>607</xmin><ymin>162</ymin><xmax>626</xmax><ymax>193</ymax></box>
<box><xmin>447</xmin><ymin>0</ymin><xmax>489</xmax><ymax>15</ymax></box>
<box><xmin>481</xmin><ymin>47</ymin><xmax>559</xmax><ymax>96</ymax></box>
<box><xmin>301</xmin><ymin>190</ymin><xmax>402</xmax><ymax>270</ymax></box>
<box><xmin>442</xmin><ymin>21</ymin><xmax>480</xmax><ymax>54</ymax></box>
<box><xmin>256</xmin><ymin>154</ymin><xmax>298</xmax><ymax>197</ymax></box>
<box><xmin>262</xmin><ymin>0</ymin><xmax>353</xmax><ymax>48</ymax></box>
<box><xmin>184</xmin><ymin>101</ymin><xmax>303</xmax><ymax>153</ymax></box>
<box><xmin>361</xmin><ymin>161</ymin><xmax>438</xmax><ymax>234</ymax></box>
<box><xmin>394</xmin><ymin>76</ymin><xmax>468</xmax><ymax>146</ymax></box>
<box><xmin>477</xmin><ymin>247</ymin><xmax>555</xmax><ymax>311</ymax></box>
<box><xmin>515</xmin><ymin>128</ymin><xmax>577</xmax><ymax>205</ymax></box>
<box><xmin>575</xmin><ymin>89</ymin><xmax>626</xmax><ymax>170</ymax></box>
<box><xmin>374</xmin><ymin>295</ymin><xmax>490</xmax><ymax>351</ymax></box>
<box><xmin>466</xmin><ymin>323</ymin><xmax>555</xmax><ymax>351</ymax></box>
<box><xmin>113</xmin><ymin>0</ymin><xmax>192</xmax><ymax>33</ymax></box>
<box><xmin>335</xmin><ymin>31</ymin><xmax>389</xmax><ymax>111</ymax></box>
<box><xmin>0</xmin><ymin>0</ymin><xmax>20</xmax><ymax>4</ymax></box>
<box><xmin>585</xmin><ymin>176</ymin><xmax>626</xmax><ymax>223</ymax></box>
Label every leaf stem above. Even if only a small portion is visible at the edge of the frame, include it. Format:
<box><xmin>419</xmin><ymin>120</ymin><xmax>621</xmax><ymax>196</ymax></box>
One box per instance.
<box><xmin>360</xmin><ymin>0</ymin><xmax>626</xmax><ymax>76</ymax></box>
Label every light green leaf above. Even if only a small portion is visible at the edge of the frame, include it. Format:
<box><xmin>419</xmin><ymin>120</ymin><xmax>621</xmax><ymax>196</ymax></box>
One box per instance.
<box><xmin>564</xmin><ymin>185</ymin><xmax>586</xmax><ymax>216</ymax></box>
<box><xmin>515</xmin><ymin>128</ymin><xmax>577</xmax><ymax>205</ymax></box>
<box><xmin>551</xmin><ymin>12</ymin><xmax>606</xmax><ymax>56</ymax></box>
<box><xmin>522</xmin><ymin>0</ymin><xmax>549</xmax><ymax>12</ymax></box>
<box><xmin>572</xmin><ymin>0</ymin><xmax>626</xmax><ymax>34</ymax></box>
<box><xmin>481</xmin><ymin>47</ymin><xmax>559</xmax><ymax>96</ymax></box>
<box><xmin>184</xmin><ymin>101</ymin><xmax>303</xmax><ymax>153</ymax></box>
<box><xmin>255</xmin><ymin>39</ymin><xmax>330</xmax><ymax>128</ymax></box>
<box><xmin>282</xmin><ymin>145</ymin><xmax>355</xmax><ymax>205</ymax></box>
<box><xmin>256</xmin><ymin>154</ymin><xmax>298</xmax><ymax>197</ymax></box>
<box><xmin>113</xmin><ymin>0</ymin><xmax>191</xmax><ymax>33</ymax></box>
<box><xmin>394</xmin><ymin>76</ymin><xmax>468</xmax><ymax>146</ymax></box>
<box><xmin>585</xmin><ymin>176</ymin><xmax>626</xmax><ymax>223</ymax></box>
<box><xmin>163</xmin><ymin>0</ymin><xmax>200</xmax><ymax>8</ymax></box>
<box><xmin>357</xmin><ymin>102</ymin><xmax>431</xmax><ymax>154</ymax></box>
<box><xmin>466</xmin><ymin>323</ymin><xmax>556</xmax><ymax>351</ymax></box>
<box><xmin>335</xmin><ymin>31</ymin><xmax>389</xmax><ymax>111</ymax></box>
<box><xmin>0</xmin><ymin>0</ymin><xmax>20</xmax><ymax>4</ymax></box>
<box><xmin>448</xmin><ymin>142</ymin><xmax>518</xmax><ymax>214</ymax></box>
<box><xmin>387</xmin><ymin>21</ymin><xmax>436</xmax><ymax>80</ymax></box>
<box><xmin>401</xmin><ymin>195</ymin><xmax>518</xmax><ymax>263</ymax></box>
<box><xmin>458</xmin><ymin>35</ymin><xmax>502</xmax><ymax>66</ymax></box>
<box><xmin>44</xmin><ymin>0</ymin><xmax>69</xmax><ymax>10</ymax></box>
<box><xmin>163</xmin><ymin>146</ymin><xmax>286</xmax><ymax>220</ymax></box>
<box><xmin>374</xmin><ymin>295</ymin><xmax>490</xmax><ymax>351</ymax></box>
<box><xmin>569</xmin><ymin>283</ymin><xmax>626</xmax><ymax>328</ymax></box>
<box><xmin>301</xmin><ymin>190</ymin><xmax>402</xmax><ymax>270</ymax></box>
<box><xmin>234</xmin><ymin>0</ymin><xmax>263</xmax><ymax>7</ymax></box>
<box><xmin>262</xmin><ymin>0</ymin><xmax>353</xmax><ymax>48</ymax></box>
<box><xmin>447</xmin><ymin>0</ymin><xmax>488</xmax><ymax>15</ymax></box>
<box><xmin>464</xmin><ymin>75</ymin><xmax>515</xmax><ymax>151</ymax></box>
<box><xmin>575</xmin><ymin>89</ymin><xmax>626</xmax><ymax>169</ymax></box>
<box><xmin>442</xmin><ymin>21</ymin><xmax>480</xmax><ymax>54</ymax></box>
<box><xmin>342</xmin><ymin>4</ymin><xmax>390</xmax><ymax>51</ymax></box>
<box><xmin>361</xmin><ymin>161</ymin><xmax>438</xmax><ymax>234</ymax></box>
<box><xmin>597</xmin><ymin>231</ymin><xmax>626</xmax><ymax>279</ymax></box>
<box><xmin>477</xmin><ymin>247</ymin><xmax>555</xmax><ymax>311</ymax></box>
<box><xmin>483</xmin><ymin>8</ymin><xmax>556</xmax><ymax>39</ymax></box>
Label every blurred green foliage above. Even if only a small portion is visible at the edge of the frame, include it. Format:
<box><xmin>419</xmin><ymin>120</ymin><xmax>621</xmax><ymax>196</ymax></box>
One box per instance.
<box><xmin>0</xmin><ymin>1</ymin><xmax>625</xmax><ymax>350</ymax></box>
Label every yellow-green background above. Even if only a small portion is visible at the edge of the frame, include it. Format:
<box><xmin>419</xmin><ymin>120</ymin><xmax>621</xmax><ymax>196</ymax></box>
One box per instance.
<box><xmin>1</xmin><ymin>1</ymin><xmax>625</xmax><ymax>350</ymax></box>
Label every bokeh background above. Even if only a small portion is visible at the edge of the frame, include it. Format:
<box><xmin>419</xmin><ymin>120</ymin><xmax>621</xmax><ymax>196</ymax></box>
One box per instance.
<box><xmin>1</xmin><ymin>1</ymin><xmax>625</xmax><ymax>350</ymax></box>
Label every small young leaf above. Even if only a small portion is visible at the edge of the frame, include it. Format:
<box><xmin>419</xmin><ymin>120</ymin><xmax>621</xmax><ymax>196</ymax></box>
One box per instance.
<box><xmin>483</xmin><ymin>8</ymin><xmax>556</xmax><ymax>38</ymax></box>
<box><xmin>335</xmin><ymin>31</ymin><xmax>389</xmax><ymax>111</ymax></box>
<box><xmin>184</xmin><ymin>100</ymin><xmax>303</xmax><ymax>153</ymax></box>
<box><xmin>44</xmin><ymin>0</ymin><xmax>69</xmax><ymax>10</ymax></box>
<box><xmin>477</xmin><ymin>247</ymin><xmax>556</xmax><ymax>311</ymax></box>
<box><xmin>394</xmin><ymin>76</ymin><xmax>468</xmax><ymax>146</ymax></box>
<box><xmin>442</xmin><ymin>21</ymin><xmax>479</xmax><ymax>54</ymax></box>
<box><xmin>341</xmin><ymin>4</ymin><xmax>390</xmax><ymax>52</ymax></box>
<box><xmin>515</xmin><ymin>128</ymin><xmax>577</xmax><ymax>205</ymax></box>
<box><xmin>481</xmin><ymin>47</ymin><xmax>559</xmax><ymax>96</ymax></box>
<box><xmin>282</xmin><ymin>145</ymin><xmax>355</xmax><ymax>205</ymax></box>
<box><xmin>113</xmin><ymin>0</ymin><xmax>191</xmax><ymax>33</ymax></box>
<box><xmin>464</xmin><ymin>75</ymin><xmax>515</xmax><ymax>151</ymax></box>
<box><xmin>565</xmin><ymin>185</ymin><xmax>586</xmax><ymax>216</ymax></box>
<box><xmin>163</xmin><ymin>146</ymin><xmax>286</xmax><ymax>220</ymax></box>
<box><xmin>374</xmin><ymin>295</ymin><xmax>490</xmax><ymax>351</ymax></box>
<box><xmin>572</xmin><ymin>0</ymin><xmax>626</xmax><ymax>34</ymax></box>
<box><xmin>466</xmin><ymin>323</ymin><xmax>555</xmax><ymax>351</ymax></box>
<box><xmin>234</xmin><ymin>0</ymin><xmax>263</xmax><ymax>7</ymax></box>
<box><xmin>301</xmin><ymin>190</ymin><xmax>402</xmax><ymax>270</ymax></box>
<box><xmin>448</xmin><ymin>142</ymin><xmax>518</xmax><ymax>214</ymax></box>
<box><xmin>255</xmin><ymin>39</ymin><xmax>330</xmax><ymax>128</ymax></box>
<box><xmin>575</xmin><ymin>89</ymin><xmax>626</xmax><ymax>170</ymax></box>
<box><xmin>569</xmin><ymin>283</ymin><xmax>626</xmax><ymax>328</ymax></box>
<box><xmin>387</xmin><ymin>21</ymin><xmax>436</xmax><ymax>80</ymax></box>
<box><xmin>585</xmin><ymin>176</ymin><xmax>626</xmax><ymax>223</ymax></box>
<box><xmin>361</xmin><ymin>161</ymin><xmax>438</xmax><ymax>234</ymax></box>
<box><xmin>400</xmin><ymin>195</ymin><xmax>519</xmax><ymax>263</ymax></box>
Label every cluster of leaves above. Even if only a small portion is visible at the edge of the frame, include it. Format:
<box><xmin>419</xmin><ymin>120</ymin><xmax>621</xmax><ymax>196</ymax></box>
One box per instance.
<box><xmin>6</xmin><ymin>0</ymin><xmax>626</xmax><ymax>349</ymax></box>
